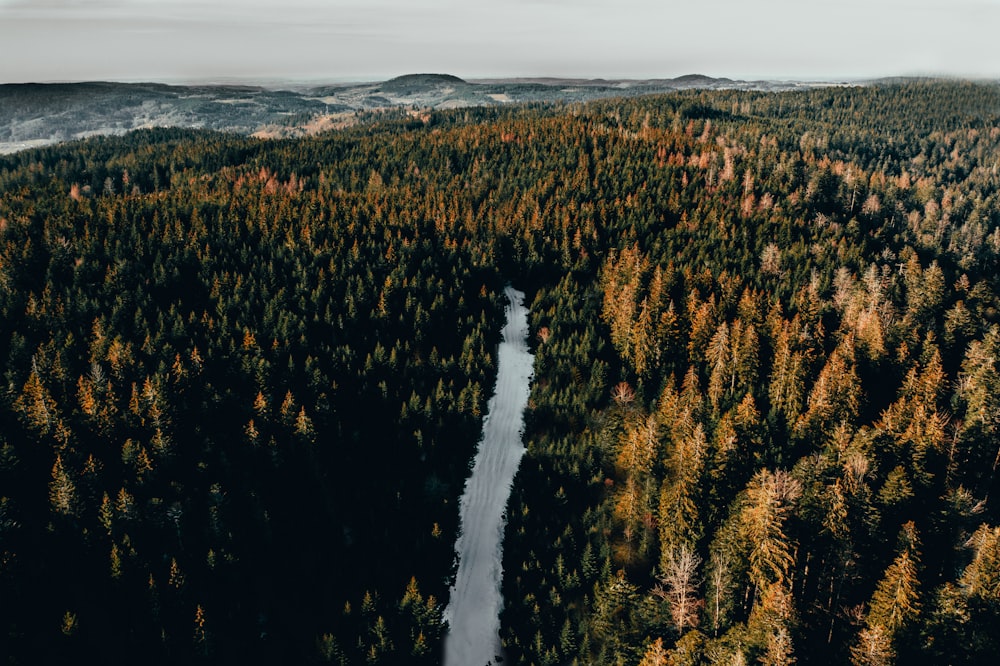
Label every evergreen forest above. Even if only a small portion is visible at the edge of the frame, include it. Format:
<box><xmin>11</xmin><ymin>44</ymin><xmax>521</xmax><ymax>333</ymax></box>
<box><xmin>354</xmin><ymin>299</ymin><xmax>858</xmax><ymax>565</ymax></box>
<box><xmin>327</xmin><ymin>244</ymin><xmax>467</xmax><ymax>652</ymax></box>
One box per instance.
<box><xmin>2</xmin><ymin>81</ymin><xmax>1000</xmax><ymax>664</ymax></box>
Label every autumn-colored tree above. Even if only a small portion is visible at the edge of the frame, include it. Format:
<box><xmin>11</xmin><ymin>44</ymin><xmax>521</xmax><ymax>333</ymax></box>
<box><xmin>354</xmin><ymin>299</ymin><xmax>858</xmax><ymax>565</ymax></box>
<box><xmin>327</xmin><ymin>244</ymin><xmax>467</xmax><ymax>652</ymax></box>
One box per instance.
<box><xmin>638</xmin><ymin>637</ymin><xmax>669</xmax><ymax>666</ymax></box>
<box><xmin>658</xmin><ymin>424</ymin><xmax>706</xmax><ymax>565</ymax></box>
<box><xmin>16</xmin><ymin>368</ymin><xmax>60</xmax><ymax>437</ymax></box>
<box><xmin>49</xmin><ymin>454</ymin><xmax>78</xmax><ymax>516</ymax></box>
<box><xmin>855</xmin><ymin>522</ymin><xmax>921</xmax><ymax>662</ymax></box>
<box><xmin>795</xmin><ymin>336</ymin><xmax>861</xmax><ymax>439</ymax></box>
<box><xmin>742</xmin><ymin>469</ymin><xmax>801</xmax><ymax>592</ymax></box>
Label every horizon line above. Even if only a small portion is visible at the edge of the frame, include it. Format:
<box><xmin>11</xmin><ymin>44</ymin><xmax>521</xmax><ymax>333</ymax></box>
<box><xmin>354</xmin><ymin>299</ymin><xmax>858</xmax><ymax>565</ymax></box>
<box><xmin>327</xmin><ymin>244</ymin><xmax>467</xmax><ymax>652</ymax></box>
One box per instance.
<box><xmin>2</xmin><ymin>71</ymin><xmax>995</xmax><ymax>89</ymax></box>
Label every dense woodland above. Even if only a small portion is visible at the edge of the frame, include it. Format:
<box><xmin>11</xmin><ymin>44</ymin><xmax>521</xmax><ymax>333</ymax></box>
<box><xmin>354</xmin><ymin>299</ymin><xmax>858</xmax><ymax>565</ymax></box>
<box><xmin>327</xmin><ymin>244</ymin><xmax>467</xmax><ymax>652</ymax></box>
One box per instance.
<box><xmin>2</xmin><ymin>81</ymin><xmax>1000</xmax><ymax>664</ymax></box>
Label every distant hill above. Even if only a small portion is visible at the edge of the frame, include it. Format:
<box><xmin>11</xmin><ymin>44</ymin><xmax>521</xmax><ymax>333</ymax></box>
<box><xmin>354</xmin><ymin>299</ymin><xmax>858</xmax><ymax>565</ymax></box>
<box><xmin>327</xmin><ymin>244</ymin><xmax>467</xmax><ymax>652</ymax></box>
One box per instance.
<box><xmin>380</xmin><ymin>73</ymin><xmax>468</xmax><ymax>91</ymax></box>
<box><xmin>671</xmin><ymin>73</ymin><xmax>733</xmax><ymax>85</ymax></box>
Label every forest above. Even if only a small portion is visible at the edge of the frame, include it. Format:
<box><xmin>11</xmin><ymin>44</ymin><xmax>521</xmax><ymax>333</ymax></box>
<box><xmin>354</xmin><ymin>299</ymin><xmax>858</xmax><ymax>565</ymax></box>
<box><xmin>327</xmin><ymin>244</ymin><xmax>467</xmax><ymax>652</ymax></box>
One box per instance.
<box><xmin>1</xmin><ymin>80</ymin><xmax>1000</xmax><ymax>665</ymax></box>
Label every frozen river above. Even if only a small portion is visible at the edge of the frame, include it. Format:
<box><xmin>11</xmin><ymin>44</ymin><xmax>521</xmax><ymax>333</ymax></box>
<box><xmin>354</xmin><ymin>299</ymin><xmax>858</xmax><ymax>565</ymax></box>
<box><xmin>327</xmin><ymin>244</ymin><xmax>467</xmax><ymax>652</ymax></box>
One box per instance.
<box><xmin>442</xmin><ymin>286</ymin><xmax>534</xmax><ymax>666</ymax></box>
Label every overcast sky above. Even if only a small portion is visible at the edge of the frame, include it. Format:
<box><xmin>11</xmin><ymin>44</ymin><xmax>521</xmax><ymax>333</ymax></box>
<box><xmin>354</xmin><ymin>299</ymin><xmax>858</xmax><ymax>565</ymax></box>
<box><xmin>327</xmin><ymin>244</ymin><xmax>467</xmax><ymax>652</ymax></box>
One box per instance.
<box><xmin>1</xmin><ymin>0</ymin><xmax>998</xmax><ymax>84</ymax></box>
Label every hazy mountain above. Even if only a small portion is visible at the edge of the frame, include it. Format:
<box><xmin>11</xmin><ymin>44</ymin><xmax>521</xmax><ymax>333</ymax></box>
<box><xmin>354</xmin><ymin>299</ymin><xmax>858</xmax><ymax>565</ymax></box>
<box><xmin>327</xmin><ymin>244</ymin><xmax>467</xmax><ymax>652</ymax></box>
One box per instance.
<box><xmin>0</xmin><ymin>73</ymin><xmax>839</xmax><ymax>154</ymax></box>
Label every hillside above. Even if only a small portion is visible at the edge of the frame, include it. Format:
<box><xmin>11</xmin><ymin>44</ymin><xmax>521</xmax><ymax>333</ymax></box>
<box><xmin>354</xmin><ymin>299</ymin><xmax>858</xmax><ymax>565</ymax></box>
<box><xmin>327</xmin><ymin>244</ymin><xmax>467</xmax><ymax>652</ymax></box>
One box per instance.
<box><xmin>1</xmin><ymin>81</ymin><xmax>1000</xmax><ymax>664</ymax></box>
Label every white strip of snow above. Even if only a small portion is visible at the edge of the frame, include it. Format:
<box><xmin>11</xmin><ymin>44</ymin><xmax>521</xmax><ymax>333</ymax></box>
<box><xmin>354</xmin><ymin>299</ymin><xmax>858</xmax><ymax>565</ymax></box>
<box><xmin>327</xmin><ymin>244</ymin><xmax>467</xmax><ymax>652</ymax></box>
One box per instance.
<box><xmin>443</xmin><ymin>286</ymin><xmax>534</xmax><ymax>666</ymax></box>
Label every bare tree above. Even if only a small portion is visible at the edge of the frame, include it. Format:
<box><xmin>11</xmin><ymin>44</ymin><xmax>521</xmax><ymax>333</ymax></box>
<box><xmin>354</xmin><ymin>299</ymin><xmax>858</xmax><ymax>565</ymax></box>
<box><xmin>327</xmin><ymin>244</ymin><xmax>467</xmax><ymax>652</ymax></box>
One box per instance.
<box><xmin>653</xmin><ymin>543</ymin><xmax>702</xmax><ymax>633</ymax></box>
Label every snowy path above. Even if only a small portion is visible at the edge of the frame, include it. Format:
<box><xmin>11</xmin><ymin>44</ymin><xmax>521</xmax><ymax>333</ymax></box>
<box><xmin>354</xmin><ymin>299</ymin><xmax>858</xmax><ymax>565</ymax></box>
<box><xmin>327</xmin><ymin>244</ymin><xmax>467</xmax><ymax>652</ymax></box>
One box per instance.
<box><xmin>443</xmin><ymin>286</ymin><xmax>533</xmax><ymax>666</ymax></box>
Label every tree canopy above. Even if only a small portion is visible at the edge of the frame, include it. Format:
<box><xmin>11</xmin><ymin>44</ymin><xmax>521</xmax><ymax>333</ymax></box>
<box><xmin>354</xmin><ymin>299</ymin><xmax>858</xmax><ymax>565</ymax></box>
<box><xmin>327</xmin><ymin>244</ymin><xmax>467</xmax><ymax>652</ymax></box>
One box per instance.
<box><xmin>2</xmin><ymin>81</ymin><xmax>1000</xmax><ymax>664</ymax></box>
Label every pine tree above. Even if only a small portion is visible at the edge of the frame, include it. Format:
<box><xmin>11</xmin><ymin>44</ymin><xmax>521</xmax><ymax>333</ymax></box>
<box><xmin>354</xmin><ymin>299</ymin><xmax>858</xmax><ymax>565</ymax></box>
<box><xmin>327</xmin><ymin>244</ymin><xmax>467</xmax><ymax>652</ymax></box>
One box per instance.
<box><xmin>741</xmin><ymin>469</ymin><xmax>801</xmax><ymax>592</ymax></box>
<box><xmin>49</xmin><ymin>454</ymin><xmax>78</xmax><ymax>516</ymax></box>
<box><xmin>856</xmin><ymin>522</ymin><xmax>921</xmax><ymax>663</ymax></box>
<box><xmin>17</xmin><ymin>369</ymin><xmax>60</xmax><ymax>437</ymax></box>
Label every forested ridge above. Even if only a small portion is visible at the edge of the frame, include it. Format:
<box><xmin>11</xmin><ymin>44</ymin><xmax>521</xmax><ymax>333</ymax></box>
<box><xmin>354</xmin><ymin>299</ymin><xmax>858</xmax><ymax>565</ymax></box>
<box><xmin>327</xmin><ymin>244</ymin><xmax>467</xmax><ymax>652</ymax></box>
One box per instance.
<box><xmin>2</xmin><ymin>81</ymin><xmax>1000</xmax><ymax>664</ymax></box>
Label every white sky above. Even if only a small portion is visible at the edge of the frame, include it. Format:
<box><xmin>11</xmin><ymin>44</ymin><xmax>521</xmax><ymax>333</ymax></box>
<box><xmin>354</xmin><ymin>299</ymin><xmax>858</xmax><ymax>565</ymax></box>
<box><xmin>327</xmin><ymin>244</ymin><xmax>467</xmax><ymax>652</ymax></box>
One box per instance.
<box><xmin>0</xmin><ymin>0</ymin><xmax>998</xmax><ymax>84</ymax></box>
